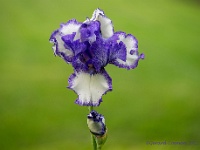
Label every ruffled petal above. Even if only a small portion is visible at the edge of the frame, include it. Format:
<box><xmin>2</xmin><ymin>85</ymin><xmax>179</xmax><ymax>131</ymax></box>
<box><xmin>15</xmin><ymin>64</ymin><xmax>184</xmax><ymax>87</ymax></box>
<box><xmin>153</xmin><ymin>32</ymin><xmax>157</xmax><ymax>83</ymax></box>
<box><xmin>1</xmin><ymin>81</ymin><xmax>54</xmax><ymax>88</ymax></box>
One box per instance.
<box><xmin>90</xmin><ymin>8</ymin><xmax>114</xmax><ymax>38</ymax></box>
<box><xmin>49</xmin><ymin>19</ymin><xmax>82</xmax><ymax>62</ymax></box>
<box><xmin>111</xmin><ymin>32</ymin><xmax>144</xmax><ymax>69</ymax></box>
<box><xmin>106</xmin><ymin>35</ymin><xmax>127</xmax><ymax>63</ymax></box>
<box><xmin>68</xmin><ymin>70</ymin><xmax>112</xmax><ymax>106</ymax></box>
<box><xmin>49</xmin><ymin>30</ymin><xmax>74</xmax><ymax>62</ymax></box>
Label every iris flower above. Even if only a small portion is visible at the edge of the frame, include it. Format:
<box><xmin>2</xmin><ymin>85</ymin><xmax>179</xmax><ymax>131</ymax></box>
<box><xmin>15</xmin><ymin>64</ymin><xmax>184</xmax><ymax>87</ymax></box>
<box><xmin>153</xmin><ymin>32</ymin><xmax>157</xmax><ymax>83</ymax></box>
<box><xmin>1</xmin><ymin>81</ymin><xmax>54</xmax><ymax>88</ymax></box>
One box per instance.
<box><xmin>50</xmin><ymin>8</ymin><xmax>144</xmax><ymax>106</ymax></box>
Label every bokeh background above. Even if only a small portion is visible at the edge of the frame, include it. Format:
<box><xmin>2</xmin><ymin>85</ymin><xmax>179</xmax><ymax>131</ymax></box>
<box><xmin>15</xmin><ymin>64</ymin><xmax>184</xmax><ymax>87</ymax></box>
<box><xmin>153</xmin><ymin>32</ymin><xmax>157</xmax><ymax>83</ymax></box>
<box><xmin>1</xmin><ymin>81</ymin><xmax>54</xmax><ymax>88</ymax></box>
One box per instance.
<box><xmin>1</xmin><ymin>0</ymin><xmax>200</xmax><ymax>149</ymax></box>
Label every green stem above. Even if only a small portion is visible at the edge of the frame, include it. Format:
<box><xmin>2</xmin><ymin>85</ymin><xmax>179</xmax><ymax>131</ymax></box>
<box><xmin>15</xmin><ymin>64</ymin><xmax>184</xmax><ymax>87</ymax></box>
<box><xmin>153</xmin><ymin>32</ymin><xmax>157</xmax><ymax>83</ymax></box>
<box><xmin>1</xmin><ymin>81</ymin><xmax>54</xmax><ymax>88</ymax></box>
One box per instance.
<box><xmin>92</xmin><ymin>134</ymin><xmax>97</xmax><ymax>150</ymax></box>
<box><xmin>88</xmin><ymin>106</ymin><xmax>93</xmax><ymax>112</ymax></box>
<box><xmin>88</xmin><ymin>106</ymin><xmax>97</xmax><ymax>150</ymax></box>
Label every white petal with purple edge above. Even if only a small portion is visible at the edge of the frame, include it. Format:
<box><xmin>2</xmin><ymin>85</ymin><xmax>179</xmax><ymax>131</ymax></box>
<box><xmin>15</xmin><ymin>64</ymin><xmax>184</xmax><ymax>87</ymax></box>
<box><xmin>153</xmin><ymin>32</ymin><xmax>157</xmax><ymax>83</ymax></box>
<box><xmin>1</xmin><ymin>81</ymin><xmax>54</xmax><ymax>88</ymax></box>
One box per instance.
<box><xmin>98</xmin><ymin>14</ymin><xmax>114</xmax><ymax>38</ymax></box>
<box><xmin>90</xmin><ymin>8</ymin><xmax>114</xmax><ymax>38</ymax></box>
<box><xmin>114</xmin><ymin>32</ymin><xmax>141</xmax><ymax>69</ymax></box>
<box><xmin>49</xmin><ymin>31</ymin><xmax>73</xmax><ymax>61</ymax></box>
<box><xmin>68</xmin><ymin>71</ymin><xmax>112</xmax><ymax>106</ymax></box>
<box><xmin>50</xmin><ymin>20</ymin><xmax>83</xmax><ymax>62</ymax></box>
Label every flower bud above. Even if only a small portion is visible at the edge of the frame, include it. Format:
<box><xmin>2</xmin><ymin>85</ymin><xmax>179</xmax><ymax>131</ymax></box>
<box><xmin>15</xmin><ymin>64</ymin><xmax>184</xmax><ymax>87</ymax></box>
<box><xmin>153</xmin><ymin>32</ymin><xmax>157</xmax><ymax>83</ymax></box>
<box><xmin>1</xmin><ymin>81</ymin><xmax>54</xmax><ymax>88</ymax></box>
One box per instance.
<box><xmin>87</xmin><ymin>110</ymin><xmax>107</xmax><ymax>148</ymax></box>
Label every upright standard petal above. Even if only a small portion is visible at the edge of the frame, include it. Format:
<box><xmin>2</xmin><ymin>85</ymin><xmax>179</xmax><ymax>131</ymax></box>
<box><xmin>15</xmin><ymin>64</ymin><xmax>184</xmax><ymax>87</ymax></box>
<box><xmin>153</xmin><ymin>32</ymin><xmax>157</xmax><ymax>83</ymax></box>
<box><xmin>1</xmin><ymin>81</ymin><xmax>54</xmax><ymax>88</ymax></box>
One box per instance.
<box><xmin>90</xmin><ymin>8</ymin><xmax>114</xmax><ymax>38</ymax></box>
<box><xmin>111</xmin><ymin>32</ymin><xmax>144</xmax><ymax>69</ymax></box>
<box><xmin>90</xmin><ymin>8</ymin><xmax>105</xmax><ymax>21</ymax></box>
<box><xmin>68</xmin><ymin>70</ymin><xmax>112</xmax><ymax>106</ymax></box>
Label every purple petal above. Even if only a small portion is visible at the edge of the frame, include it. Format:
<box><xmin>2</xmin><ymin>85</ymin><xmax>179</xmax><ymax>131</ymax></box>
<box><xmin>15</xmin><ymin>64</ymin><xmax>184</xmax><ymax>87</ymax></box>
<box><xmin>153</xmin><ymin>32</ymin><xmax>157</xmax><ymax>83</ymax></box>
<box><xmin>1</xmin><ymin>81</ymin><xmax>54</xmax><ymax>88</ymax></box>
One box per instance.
<box><xmin>61</xmin><ymin>32</ymin><xmax>76</xmax><ymax>42</ymax></box>
<box><xmin>67</xmin><ymin>69</ymin><xmax>112</xmax><ymax>106</ymax></box>
<box><xmin>80</xmin><ymin>21</ymin><xmax>100</xmax><ymax>43</ymax></box>
<box><xmin>90</xmin><ymin>37</ymin><xmax>109</xmax><ymax>72</ymax></box>
<box><xmin>71</xmin><ymin>53</ymin><xmax>89</xmax><ymax>72</ymax></box>
<box><xmin>62</xmin><ymin>35</ymin><xmax>87</xmax><ymax>56</ymax></box>
<box><xmin>107</xmin><ymin>40</ymin><xmax>127</xmax><ymax>63</ymax></box>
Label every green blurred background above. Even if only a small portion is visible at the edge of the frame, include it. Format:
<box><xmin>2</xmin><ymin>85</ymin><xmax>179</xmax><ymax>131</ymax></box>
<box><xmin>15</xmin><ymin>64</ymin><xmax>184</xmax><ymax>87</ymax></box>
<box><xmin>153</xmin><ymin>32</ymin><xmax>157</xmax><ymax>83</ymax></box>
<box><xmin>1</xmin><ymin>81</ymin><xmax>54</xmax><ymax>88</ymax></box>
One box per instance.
<box><xmin>0</xmin><ymin>0</ymin><xmax>200</xmax><ymax>149</ymax></box>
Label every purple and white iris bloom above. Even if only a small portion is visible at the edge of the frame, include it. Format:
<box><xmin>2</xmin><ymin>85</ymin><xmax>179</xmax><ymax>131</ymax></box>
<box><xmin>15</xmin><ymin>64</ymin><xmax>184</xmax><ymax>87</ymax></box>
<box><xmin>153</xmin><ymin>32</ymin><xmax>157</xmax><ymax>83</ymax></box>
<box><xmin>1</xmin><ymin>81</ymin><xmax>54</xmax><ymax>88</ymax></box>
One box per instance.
<box><xmin>50</xmin><ymin>8</ymin><xmax>144</xmax><ymax>106</ymax></box>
